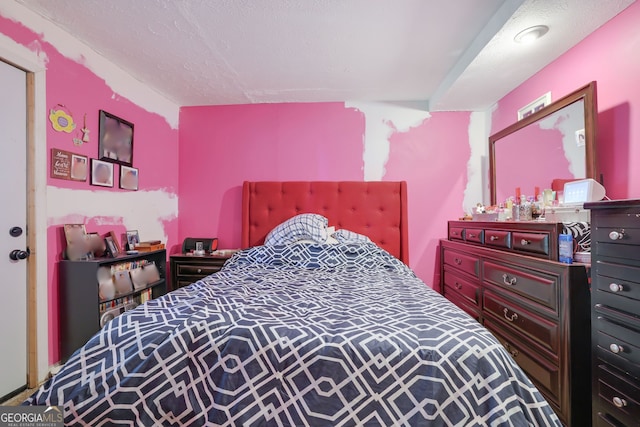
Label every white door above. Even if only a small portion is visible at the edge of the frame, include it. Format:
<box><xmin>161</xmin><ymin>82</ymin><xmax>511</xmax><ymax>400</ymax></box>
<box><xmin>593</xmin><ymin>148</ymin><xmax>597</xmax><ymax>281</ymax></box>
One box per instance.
<box><xmin>0</xmin><ymin>59</ymin><xmax>28</xmax><ymax>399</ymax></box>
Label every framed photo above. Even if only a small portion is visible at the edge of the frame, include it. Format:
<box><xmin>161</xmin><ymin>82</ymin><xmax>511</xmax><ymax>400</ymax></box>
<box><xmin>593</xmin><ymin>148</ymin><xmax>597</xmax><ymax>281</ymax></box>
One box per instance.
<box><xmin>120</xmin><ymin>165</ymin><xmax>139</xmax><ymax>191</ymax></box>
<box><xmin>91</xmin><ymin>158</ymin><xmax>114</xmax><ymax>187</ymax></box>
<box><xmin>517</xmin><ymin>92</ymin><xmax>552</xmax><ymax>120</ymax></box>
<box><xmin>63</xmin><ymin>224</ymin><xmax>91</xmax><ymax>261</ymax></box>
<box><xmin>70</xmin><ymin>154</ymin><xmax>88</xmax><ymax>181</ymax></box>
<box><xmin>98</xmin><ymin>110</ymin><xmax>134</xmax><ymax>166</ymax></box>
<box><xmin>63</xmin><ymin>224</ymin><xmax>86</xmax><ymax>245</ymax></box>
<box><xmin>51</xmin><ymin>149</ymin><xmax>88</xmax><ymax>181</ymax></box>
<box><xmin>109</xmin><ymin>230</ymin><xmax>122</xmax><ymax>254</ymax></box>
<box><xmin>87</xmin><ymin>232</ymin><xmax>106</xmax><ymax>257</ymax></box>
<box><xmin>104</xmin><ymin>235</ymin><xmax>119</xmax><ymax>257</ymax></box>
<box><xmin>126</xmin><ymin>230</ymin><xmax>140</xmax><ymax>250</ymax></box>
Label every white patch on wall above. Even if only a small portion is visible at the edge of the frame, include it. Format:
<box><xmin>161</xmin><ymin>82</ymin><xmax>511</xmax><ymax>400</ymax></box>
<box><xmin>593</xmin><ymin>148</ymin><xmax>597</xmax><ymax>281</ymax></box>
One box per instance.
<box><xmin>0</xmin><ymin>31</ymin><xmax>48</xmax><ymax>69</ymax></box>
<box><xmin>463</xmin><ymin>110</ymin><xmax>491</xmax><ymax>213</ymax></box>
<box><xmin>47</xmin><ymin>187</ymin><xmax>178</xmax><ymax>243</ymax></box>
<box><xmin>0</xmin><ymin>2</ymin><xmax>180</xmax><ymax>129</ymax></box>
<box><xmin>345</xmin><ymin>102</ymin><xmax>431</xmax><ymax>180</ymax></box>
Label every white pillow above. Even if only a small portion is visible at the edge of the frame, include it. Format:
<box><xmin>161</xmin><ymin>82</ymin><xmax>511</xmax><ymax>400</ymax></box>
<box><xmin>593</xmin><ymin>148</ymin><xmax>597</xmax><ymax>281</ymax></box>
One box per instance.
<box><xmin>264</xmin><ymin>214</ymin><xmax>329</xmax><ymax>245</ymax></box>
<box><xmin>332</xmin><ymin>229</ymin><xmax>371</xmax><ymax>244</ymax></box>
<box><xmin>294</xmin><ymin>227</ymin><xmax>339</xmax><ymax>245</ymax></box>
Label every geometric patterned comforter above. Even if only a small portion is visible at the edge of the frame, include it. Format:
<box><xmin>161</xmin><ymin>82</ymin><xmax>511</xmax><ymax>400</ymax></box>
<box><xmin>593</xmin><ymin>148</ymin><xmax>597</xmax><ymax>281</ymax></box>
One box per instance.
<box><xmin>26</xmin><ymin>243</ymin><xmax>560</xmax><ymax>426</ymax></box>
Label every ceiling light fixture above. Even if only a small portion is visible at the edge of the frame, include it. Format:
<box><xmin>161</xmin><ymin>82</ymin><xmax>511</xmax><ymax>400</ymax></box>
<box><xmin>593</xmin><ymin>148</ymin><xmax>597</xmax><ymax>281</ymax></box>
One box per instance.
<box><xmin>514</xmin><ymin>25</ymin><xmax>549</xmax><ymax>44</ymax></box>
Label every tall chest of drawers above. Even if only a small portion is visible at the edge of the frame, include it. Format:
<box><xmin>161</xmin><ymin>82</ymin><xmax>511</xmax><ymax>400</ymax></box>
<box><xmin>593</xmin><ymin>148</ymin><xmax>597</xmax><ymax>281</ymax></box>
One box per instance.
<box><xmin>585</xmin><ymin>200</ymin><xmax>640</xmax><ymax>427</ymax></box>
<box><xmin>440</xmin><ymin>221</ymin><xmax>591</xmax><ymax>426</ymax></box>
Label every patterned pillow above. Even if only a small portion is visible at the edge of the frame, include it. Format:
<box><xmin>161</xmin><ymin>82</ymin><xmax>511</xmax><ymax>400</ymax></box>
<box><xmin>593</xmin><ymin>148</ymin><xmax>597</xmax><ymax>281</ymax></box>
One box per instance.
<box><xmin>332</xmin><ymin>229</ymin><xmax>371</xmax><ymax>244</ymax></box>
<box><xmin>264</xmin><ymin>214</ymin><xmax>329</xmax><ymax>245</ymax></box>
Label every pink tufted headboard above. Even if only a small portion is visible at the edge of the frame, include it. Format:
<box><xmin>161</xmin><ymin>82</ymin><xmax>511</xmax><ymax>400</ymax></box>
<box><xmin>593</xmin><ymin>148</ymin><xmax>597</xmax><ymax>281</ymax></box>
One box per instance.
<box><xmin>241</xmin><ymin>181</ymin><xmax>409</xmax><ymax>263</ymax></box>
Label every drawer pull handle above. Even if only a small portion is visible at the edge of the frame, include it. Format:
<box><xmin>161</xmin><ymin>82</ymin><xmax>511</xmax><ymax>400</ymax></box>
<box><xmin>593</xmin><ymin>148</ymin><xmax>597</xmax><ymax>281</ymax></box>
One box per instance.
<box><xmin>502</xmin><ymin>274</ymin><xmax>517</xmax><ymax>286</ymax></box>
<box><xmin>609</xmin><ymin>283</ymin><xmax>624</xmax><ymax>293</ymax></box>
<box><xmin>609</xmin><ymin>230</ymin><xmax>625</xmax><ymax>240</ymax></box>
<box><xmin>612</xmin><ymin>397</ymin><xmax>627</xmax><ymax>408</ymax></box>
<box><xmin>454</xmin><ymin>258</ymin><xmax>462</xmax><ymax>265</ymax></box>
<box><xmin>490</xmin><ymin>236</ymin><xmax>499</xmax><ymax>241</ymax></box>
<box><xmin>520</xmin><ymin>239</ymin><xmax>530</xmax><ymax>245</ymax></box>
<box><xmin>503</xmin><ymin>342</ymin><xmax>519</xmax><ymax>358</ymax></box>
<box><xmin>503</xmin><ymin>308</ymin><xmax>519</xmax><ymax>322</ymax></box>
<box><xmin>197</xmin><ymin>268</ymin><xmax>202</xmax><ymax>273</ymax></box>
<box><xmin>609</xmin><ymin>343</ymin><xmax>624</xmax><ymax>354</ymax></box>
<box><xmin>468</xmin><ymin>233</ymin><xmax>476</xmax><ymax>238</ymax></box>
<box><xmin>455</xmin><ymin>282</ymin><xmax>462</xmax><ymax>290</ymax></box>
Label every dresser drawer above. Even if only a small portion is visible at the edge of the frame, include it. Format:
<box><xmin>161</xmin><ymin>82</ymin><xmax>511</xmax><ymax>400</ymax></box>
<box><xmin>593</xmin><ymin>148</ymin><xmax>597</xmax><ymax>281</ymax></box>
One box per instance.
<box><xmin>177</xmin><ymin>263</ymin><xmax>223</xmax><ymax>276</ymax></box>
<box><xmin>594</xmin><ymin>290</ymin><xmax>639</xmax><ymax>319</ymax></box>
<box><xmin>449</xmin><ymin>226</ymin><xmax>465</xmax><ymax>241</ymax></box>
<box><xmin>443</xmin><ymin>270</ymin><xmax>480</xmax><ymax>307</ymax></box>
<box><xmin>465</xmin><ymin>228</ymin><xmax>484</xmax><ymax>244</ymax></box>
<box><xmin>597</xmin><ymin>365</ymin><xmax>640</xmax><ymax>427</ymax></box>
<box><xmin>442</xmin><ymin>248</ymin><xmax>480</xmax><ymax>278</ymax></box>
<box><xmin>595</xmin><ymin>242</ymin><xmax>640</xmax><ymax>263</ymax></box>
<box><xmin>444</xmin><ymin>290</ymin><xmax>481</xmax><ymax>322</ymax></box>
<box><xmin>485</xmin><ymin>229</ymin><xmax>511</xmax><ymax>249</ymax></box>
<box><xmin>594</xmin><ymin>262</ymin><xmax>640</xmax><ymax>302</ymax></box>
<box><xmin>595</xmin><ymin>211</ymin><xmax>640</xmax><ymax>229</ymax></box>
<box><xmin>593</xmin><ymin>226</ymin><xmax>640</xmax><ymax>247</ymax></box>
<box><xmin>484</xmin><ymin>261</ymin><xmax>558</xmax><ymax>312</ymax></box>
<box><xmin>512</xmin><ymin>232</ymin><xmax>550</xmax><ymax>256</ymax></box>
<box><xmin>595</xmin><ymin>412</ymin><xmax>628</xmax><ymax>427</ymax></box>
<box><xmin>485</xmin><ymin>320</ymin><xmax>561</xmax><ymax>407</ymax></box>
<box><xmin>594</xmin><ymin>313</ymin><xmax>640</xmax><ymax>379</ymax></box>
<box><xmin>484</xmin><ymin>290</ymin><xmax>559</xmax><ymax>357</ymax></box>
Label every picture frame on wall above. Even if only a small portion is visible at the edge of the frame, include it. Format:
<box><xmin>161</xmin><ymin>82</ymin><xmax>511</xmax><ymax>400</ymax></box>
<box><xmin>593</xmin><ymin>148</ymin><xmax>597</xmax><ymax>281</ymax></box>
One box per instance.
<box><xmin>98</xmin><ymin>110</ymin><xmax>134</xmax><ymax>166</ymax></box>
<box><xmin>70</xmin><ymin>154</ymin><xmax>88</xmax><ymax>181</ymax></box>
<box><xmin>120</xmin><ymin>165</ymin><xmax>139</xmax><ymax>191</ymax></box>
<box><xmin>517</xmin><ymin>92</ymin><xmax>552</xmax><ymax>120</ymax></box>
<box><xmin>91</xmin><ymin>159</ymin><xmax>114</xmax><ymax>187</ymax></box>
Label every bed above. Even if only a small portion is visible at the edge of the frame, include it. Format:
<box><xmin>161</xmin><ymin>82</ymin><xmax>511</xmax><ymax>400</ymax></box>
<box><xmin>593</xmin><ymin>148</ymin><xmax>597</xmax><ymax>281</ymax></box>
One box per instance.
<box><xmin>26</xmin><ymin>181</ymin><xmax>560</xmax><ymax>426</ymax></box>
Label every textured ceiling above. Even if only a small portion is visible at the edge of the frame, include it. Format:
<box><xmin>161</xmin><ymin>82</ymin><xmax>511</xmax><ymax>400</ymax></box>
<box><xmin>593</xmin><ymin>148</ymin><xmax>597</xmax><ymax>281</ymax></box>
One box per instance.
<box><xmin>16</xmin><ymin>0</ymin><xmax>635</xmax><ymax>110</ymax></box>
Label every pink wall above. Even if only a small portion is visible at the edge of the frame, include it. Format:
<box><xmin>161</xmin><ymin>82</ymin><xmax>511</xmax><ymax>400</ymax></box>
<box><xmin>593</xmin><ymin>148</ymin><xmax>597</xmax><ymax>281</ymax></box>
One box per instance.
<box><xmin>0</xmin><ymin>15</ymin><xmax>179</xmax><ymax>364</ymax></box>
<box><xmin>492</xmin><ymin>1</ymin><xmax>640</xmax><ymax>200</ymax></box>
<box><xmin>179</xmin><ymin>103</ymin><xmax>472</xmax><ymax>286</ymax></box>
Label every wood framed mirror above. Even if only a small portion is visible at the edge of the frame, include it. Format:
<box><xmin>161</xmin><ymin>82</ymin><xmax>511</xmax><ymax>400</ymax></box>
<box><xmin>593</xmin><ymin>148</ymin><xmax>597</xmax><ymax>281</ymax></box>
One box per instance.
<box><xmin>489</xmin><ymin>82</ymin><xmax>598</xmax><ymax>205</ymax></box>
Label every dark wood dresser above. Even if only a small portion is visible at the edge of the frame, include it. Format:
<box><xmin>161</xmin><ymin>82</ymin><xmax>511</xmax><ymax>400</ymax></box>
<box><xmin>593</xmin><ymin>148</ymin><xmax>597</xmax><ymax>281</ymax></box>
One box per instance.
<box><xmin>440</xmin><ymin>221</ymin><xmax>591</xmax><ymax>427</ymax></box>
<box><xmin>170</xmin><ymin>254</ymin><xmax>231</xmax><ymax>290</ymax></box>
<box><xmin>585</xmin><ymin>199</ymin><xmax>640</xmax><ymax>427</ymax></box>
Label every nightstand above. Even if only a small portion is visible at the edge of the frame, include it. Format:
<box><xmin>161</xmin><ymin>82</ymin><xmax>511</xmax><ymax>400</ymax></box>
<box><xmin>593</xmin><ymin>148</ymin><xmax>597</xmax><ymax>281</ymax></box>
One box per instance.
<box><xmin>169</xmin><ymin>253</ymin><xmax>231</xmax><ymax>290</ymax></box>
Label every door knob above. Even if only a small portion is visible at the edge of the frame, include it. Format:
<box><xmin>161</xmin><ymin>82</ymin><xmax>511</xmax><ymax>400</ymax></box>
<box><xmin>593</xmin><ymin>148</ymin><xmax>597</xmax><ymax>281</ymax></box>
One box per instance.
<box><xmin>9</xmin><ymin>226</ymin><xmax>23</xmax><ymax>237</ymax></box>
<box><xmin>9</xmin><ymin>249</ymin><xmax>30</xmax><ymax>261</ymax></box>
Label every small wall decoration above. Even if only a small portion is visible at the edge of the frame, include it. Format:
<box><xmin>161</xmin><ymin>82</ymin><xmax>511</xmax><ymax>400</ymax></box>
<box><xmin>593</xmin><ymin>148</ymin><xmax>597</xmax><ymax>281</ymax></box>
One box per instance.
<box><xmin>575</xmin><ymin>128</ymin><xmax>586</xmax><ymax>147</ymax></box>
<box><xmin>91</xmin><ymin>158</ymin><xmax>114</xmax><ymax>187</ymax></box>
<box><xmin>49</xmin><ymin>105</ymin><xmax>76</xmax><ymax>133</ymax></box>
<box><xmin>517</xmin><ymin>92</ymin><xmax>552</xmax><ymax>120</ymax></box>
<box><xmin>99</xmin><ymin>110</ymin><xmax>134</xmax><ymax>166</ymax></box>
<box><xmin>120</xmin><ymin>165</ymin><xmax>139</xmax><ymax>191</ymax></box>
<box><xmin>81</xmin><ymin>113</ymin><xmax>91</xmax><ymax>143</ymax></box>
<box><xmin>50</xmin><ymin>148</ymin><xmax>88</xmax><ymax>181</ymax></box>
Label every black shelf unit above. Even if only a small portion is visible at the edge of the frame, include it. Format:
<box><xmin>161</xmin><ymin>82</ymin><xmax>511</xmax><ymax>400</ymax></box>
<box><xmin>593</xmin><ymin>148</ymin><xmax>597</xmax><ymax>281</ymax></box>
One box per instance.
<box><xmin>59</xmin><ymin>249</ymin><xmax>167</xmax><ymax>361</ymax></box>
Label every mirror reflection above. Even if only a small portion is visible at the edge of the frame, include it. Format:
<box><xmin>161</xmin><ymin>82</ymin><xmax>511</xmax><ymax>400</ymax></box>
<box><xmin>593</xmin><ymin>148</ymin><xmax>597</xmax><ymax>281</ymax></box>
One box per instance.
<box><xmin>489</xmin><ymin>82</ymin><xmax>597</xmax><ymax>205</ymax></box>
<box><xmin>494</xmin><ymin>100</ymin><xmax>585</xmax><ymax>203</ymax></box>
